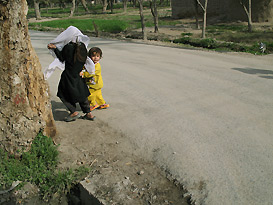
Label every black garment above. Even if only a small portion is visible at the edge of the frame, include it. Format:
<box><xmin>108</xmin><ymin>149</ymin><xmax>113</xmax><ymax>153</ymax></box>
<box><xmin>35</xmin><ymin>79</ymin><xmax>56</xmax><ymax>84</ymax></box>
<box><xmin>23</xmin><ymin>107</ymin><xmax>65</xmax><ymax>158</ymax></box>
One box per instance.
<box><xmin>60</xmin><ymin>98</ymin><xmax>90</xmax><ymax>114</ymax></box>
<box><xmin>54</xmin><ymin>42</ymin><xmax>90</xmax><ymax>104</ymax></box>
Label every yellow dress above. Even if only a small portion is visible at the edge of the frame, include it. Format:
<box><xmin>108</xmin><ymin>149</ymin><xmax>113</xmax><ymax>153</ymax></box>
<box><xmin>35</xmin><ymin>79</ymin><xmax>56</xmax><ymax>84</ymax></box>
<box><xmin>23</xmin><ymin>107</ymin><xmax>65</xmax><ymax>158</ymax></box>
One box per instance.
<box><xmin>82</xmin><ymin>62</ymin><xmax>106</xmax><ymax>106</ymax></box>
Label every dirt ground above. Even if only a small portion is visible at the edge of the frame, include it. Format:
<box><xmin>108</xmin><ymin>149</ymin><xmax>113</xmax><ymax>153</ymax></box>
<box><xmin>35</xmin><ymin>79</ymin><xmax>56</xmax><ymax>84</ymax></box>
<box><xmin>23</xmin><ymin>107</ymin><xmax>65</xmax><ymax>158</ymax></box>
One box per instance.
<box><xmin>53</xmin><ymin>109</ymin><xmax>190</xmax><ymax>204</ymax></box>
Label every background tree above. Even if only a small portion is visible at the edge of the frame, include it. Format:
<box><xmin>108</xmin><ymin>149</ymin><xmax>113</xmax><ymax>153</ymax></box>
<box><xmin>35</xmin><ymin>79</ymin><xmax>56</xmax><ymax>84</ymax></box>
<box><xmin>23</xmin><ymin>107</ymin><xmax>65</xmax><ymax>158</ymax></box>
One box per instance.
<box><xmin>109</xmin><ymin>0</ymin><xmax>114</xmax><ymax>13</ymax></box>
<box><xmin>59</xmin><ymin>0</ymin><xmax>68</xmax><ymax>10</ymax></box>
<box><xmin>102</xmin><ymin>0</ymin><xmax>107</xmax><ymax>13</ymax></box>
<box><xmin>0</xmin><ymin>0</ymin><xmax>56</xmax><ymax>155</ymax></box>
<box><xmin>131</xmin><ymin>0</ymin><xmax>137</xmax><ymax>8</ymax></box>
<box><xmin>192</xmin><ymin>0</ymin><xmax>200</xmax><ymax>29</ymax></box>
<box><xmin>33</xmin><ymin>0</ymin><xmax>41</xmax><ymax>19</ymax></box>
<box><xmin>81</xmin><ymin>0</ymin><xmax>89</xmax><ymax>12</ymax></box>
<box><xmin>70</xmin><ymin>0</ymin><xmax>76</xmax><ymax>17</ymax></box>
<box><xmin>41</xmin><ymin>0</ymin><xmax>51</xmax><ymax>13</ymax></box>
<box><xmin>240</xmin><ymin>0</ymin><xmax>252</xmax><ymax>32</ymax></box>
<box><xmin>150</xmin><ymin>0</ymin><xmax>159</xmax><ymax>33</ymax></box>
<box><xmin>196</xmin><ymin>0</ymin><xmax>208</xmax><ymax>38</ymax></box>
<box><xmin>137</xmin><ymin>0</ymin><xmax>147</xmax><ymax>40</ymax></box>
<box><xmin>123</xmin><ymin>0</ymin><xmax>128</xmax><ymax>13</ymax></box>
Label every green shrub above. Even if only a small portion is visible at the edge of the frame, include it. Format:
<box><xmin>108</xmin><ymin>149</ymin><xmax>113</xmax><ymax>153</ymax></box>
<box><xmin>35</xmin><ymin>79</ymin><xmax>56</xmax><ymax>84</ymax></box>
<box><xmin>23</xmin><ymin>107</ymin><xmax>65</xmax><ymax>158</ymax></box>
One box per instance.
<box><xmin>173</xmin><ymin>37</ymin><xmax>190</xmax><ymax>44</ymax></box>
<box><xmin>181</xmin><ymin>32</ymin><xmax>193</xmax><ymax>37</ymax></box>
<box><xmin>94</xmin><ymin>19</ymin><xmax>128</xmax><ymax>33</ymax></box>
<box><xmin>172</xmin><ymin>36</ymin><xmax>262</xmax><ymax>53</ymax></box>
<box><xmin>0</xmin><ymin>132</ymin><xmax>89</xmax><ymax>201</ymax></box>
<box><xmin>199</xmin><ymin>38</ymin><xmax>216</xmax><ymax>48</ymax></box>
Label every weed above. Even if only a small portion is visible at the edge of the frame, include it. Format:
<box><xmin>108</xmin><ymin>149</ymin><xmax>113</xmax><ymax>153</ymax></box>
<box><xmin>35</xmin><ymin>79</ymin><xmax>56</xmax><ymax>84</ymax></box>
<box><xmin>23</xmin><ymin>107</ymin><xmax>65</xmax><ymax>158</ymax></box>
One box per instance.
<box><xmin>181</xmin><ymin>32</ymin><xmax>193</xmax><ymax>37</ymax></box>
<box><xmin>0</xmin><ymin>132</ymin><xmax>89</xmax><ymax>201</ymax></box>
<box><xmin>172</xmin><ymin>37</ymin><xmax>265</xmax><ymax>54</ymax></box>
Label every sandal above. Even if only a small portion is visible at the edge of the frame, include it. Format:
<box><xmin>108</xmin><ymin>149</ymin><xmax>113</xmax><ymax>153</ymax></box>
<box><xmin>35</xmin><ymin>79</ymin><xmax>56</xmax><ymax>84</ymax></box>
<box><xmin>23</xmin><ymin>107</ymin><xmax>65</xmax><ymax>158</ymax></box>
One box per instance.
<box><xmin>90</xmin><ymin>104</ymin><xmax>99</xmax><ymax>111</ymax></box>
<box><xmin>98</xmin><ymin>104</ymin><xmax>109</xmax><ymax>109</ymax></box>
<box><xmin>82</xmin><ymin>114</ymin><xmax>96</xmax><ymax>121</ymax></box>
<box><xmin>64</xmin><ymin>113</ymin><xmax>81</xmax><ymax>122</ymax></box>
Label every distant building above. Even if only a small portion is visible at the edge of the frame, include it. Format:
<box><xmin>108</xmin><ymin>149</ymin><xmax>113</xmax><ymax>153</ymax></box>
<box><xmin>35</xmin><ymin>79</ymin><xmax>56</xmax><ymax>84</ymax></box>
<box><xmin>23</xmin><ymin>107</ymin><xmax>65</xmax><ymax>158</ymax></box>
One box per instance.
<box><xmin>171</xmin><ymin>0</ymin><xmax>273</xmax><ymax>22</ymax></box>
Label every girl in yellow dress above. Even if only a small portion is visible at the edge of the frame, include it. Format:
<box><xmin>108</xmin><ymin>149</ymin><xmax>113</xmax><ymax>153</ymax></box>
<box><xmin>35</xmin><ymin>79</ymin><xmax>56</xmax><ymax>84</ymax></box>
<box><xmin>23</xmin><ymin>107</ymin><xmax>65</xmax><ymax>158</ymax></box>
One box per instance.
<box><xmin>81</xmin><ymin>47</ymin><xmax>109</xmax><ymax>111</ymax></box>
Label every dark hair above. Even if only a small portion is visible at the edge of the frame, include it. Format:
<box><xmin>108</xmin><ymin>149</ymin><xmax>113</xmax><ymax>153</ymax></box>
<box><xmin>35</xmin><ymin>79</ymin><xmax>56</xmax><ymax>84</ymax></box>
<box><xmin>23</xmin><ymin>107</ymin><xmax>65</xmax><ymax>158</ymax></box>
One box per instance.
<box><xmin>88</xmin><ymin>47</ymin><xmax>102</xmax><ymax>58</ymax></box>
<box><xmin>74</xmin><ymin>42</ymin><xmax>87</xmax><ymax>63</ymax></box>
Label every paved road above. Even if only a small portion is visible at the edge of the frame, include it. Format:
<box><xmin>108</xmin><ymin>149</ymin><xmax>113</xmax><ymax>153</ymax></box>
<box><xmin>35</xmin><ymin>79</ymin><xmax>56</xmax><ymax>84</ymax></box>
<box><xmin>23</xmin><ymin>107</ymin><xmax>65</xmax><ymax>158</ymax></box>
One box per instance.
<box><xmin>30</xmin><ymin>30</ymin><xmax>273</xmax><ymax>205</ymax></box>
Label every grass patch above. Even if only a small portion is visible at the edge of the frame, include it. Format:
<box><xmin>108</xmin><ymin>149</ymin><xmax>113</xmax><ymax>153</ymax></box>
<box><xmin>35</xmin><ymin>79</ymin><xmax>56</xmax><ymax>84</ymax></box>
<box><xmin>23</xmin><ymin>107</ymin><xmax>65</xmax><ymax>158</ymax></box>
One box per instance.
<box><xmin>29</xmin><ymin>18</ymin><xmax>129</xmax><ymax>33</ymax></box>
<box><xmin>175</xmin><ymin>23</ymin><xmax>273</xmax><ymax>54</ymax></box>
<box><xmin>173</xmin><ymin>36</ymin><xmax>268</xmax><ymax>54</ymax></box>
<box><xmin>205</xmin><ymin>24</ymin><xmax>273</xmax><ymax>53</ymax></box>
<box><xmin>0</xmin><ymin>132</ymin><xmax>89</xmax><ymax>201</ymax></box>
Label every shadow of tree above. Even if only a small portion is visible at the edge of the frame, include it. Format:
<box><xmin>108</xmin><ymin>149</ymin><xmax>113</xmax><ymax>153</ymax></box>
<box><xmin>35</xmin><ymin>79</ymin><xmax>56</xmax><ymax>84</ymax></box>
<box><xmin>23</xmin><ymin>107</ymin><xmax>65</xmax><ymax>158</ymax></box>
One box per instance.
<box><xmin>232</xmin><ymin>67</ymin><xmax>273</xmax><ymax>80</ymax></box>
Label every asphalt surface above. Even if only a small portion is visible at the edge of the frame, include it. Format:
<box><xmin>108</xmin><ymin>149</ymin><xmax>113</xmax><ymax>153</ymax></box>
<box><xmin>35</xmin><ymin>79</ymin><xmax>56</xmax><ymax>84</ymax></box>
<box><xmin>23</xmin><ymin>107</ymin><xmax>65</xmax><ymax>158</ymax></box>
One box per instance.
<box><xmin>30</xmin><ymin>30</ymin><xmax>273</xmax><ymax>205</ymax></box>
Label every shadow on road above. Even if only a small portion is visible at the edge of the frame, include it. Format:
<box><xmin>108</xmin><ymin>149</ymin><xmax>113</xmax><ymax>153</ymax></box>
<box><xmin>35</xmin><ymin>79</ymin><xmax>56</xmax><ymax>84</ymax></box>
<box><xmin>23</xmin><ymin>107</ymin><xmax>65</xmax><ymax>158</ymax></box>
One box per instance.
<box><xmin>232</xmin><ymin>67</ymin><xmax>273</xmax><ymax>79</ymax></box>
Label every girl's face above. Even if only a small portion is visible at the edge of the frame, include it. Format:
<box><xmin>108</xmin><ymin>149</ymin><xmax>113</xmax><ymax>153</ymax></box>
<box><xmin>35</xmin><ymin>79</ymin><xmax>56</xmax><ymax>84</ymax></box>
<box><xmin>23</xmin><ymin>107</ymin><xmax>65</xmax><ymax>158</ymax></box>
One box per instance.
<box><xmin>91</xmin><ymin>53</ymin><xmax>101</xmax><ymax>64</ymax></box>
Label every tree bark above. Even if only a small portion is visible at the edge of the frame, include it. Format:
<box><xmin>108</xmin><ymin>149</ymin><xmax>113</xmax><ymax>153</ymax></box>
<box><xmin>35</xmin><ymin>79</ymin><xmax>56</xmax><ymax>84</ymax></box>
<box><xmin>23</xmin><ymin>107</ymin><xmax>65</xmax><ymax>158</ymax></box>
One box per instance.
<box><xmin>123</xmin><ymin>0</ymin><xmax>128</xmax><ymax>13</ymax></box>
<box><xmin>102</xmin><ymin>0</ymin><xmax>107</xmax><ymax>13</ymax></box>
<box><xmin>80</xmin><ymin>0</ymin><xmax>89</xmax><ymax>13</ymax></box>
<box><xmin>247</xmin><ymin>0</ymin><xmax>252</xmax><ymax>32</ymax></box>
<box><xmin>138</xmin><ymin>0</ymin><xmax>147</xmax><ymax>40</ymax></box>
<box><xmin>33</xmin><ymin>0</ymin><xmax>41</xmax><ymax>20</ymax></box>
<box><xmin>0</xmin><ymin>0</ymin><xmax>56</xmax><ymax>155</ymax></box>
<box><xmin>93</xmin><ymin>21</ymin><xmax>99</xmax><ymax>37</ymax></box>
<box><xmin>197</xmin><ymin>0</ymin><xmax>208</xmax><ymax>38</ymax></box>
<box><xmin>193</xmin><ymin>0</ymin><xmax>200</xmax><ymax>29</ymax></box>
<box><xmin>110</xmin><ymin>0</ymin><xmax>114</xmax><ymax>13</ymax></box>
<box><xmin>240</xmin><ymin>0</ymin><xmax>252</xmax><ymax>32</ymax></box>
<box><xmin>150</xmin><ymin>0</ymin><xmax>159</xmax><ymax>33</ymax></box>
<box><xmin>123</xmin><ymin>0</ymin><xmax>127</xmax><ymax>13</ymax></box>
<box><xmin>202</xmin><ymin>4</ymin><xmax>207</xmax><ymax>38</ymax></box>
<box><xmin>70</xmin><ymin>0</ymin><xmax>76</xmax><ymax>17</ymax></box>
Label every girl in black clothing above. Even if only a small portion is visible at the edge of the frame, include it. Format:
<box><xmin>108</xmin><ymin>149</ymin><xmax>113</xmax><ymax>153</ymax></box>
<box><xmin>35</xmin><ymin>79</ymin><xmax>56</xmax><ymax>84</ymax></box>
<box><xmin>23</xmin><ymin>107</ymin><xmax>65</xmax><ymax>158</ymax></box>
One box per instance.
<box><xmin>47</xmin><ymin>42</ymin><xmax>95</xmax><ymax>122</ymax></box>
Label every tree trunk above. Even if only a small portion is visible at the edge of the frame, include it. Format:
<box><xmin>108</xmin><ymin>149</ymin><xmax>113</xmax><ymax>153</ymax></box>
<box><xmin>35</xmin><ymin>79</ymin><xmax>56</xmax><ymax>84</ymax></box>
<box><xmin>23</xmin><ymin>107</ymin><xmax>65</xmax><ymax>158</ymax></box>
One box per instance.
<box><xmin>70</xmin><ymin>0</ymin><xmax>76</xmax><ymax>17</ymax></box>
<box><xmin>248</xmin><ymin>0</ymin><xmax>252</xmax><ymax>32</ymax></box>
<box><xmin>150</xmin><ymin>0</ymin><xmax>159</xmax><ymax>33</ymax></box>
<box><xmin>33</xmin><ymin>0</ymin><xmax>41</xmax><ymax>20</ymax></box>
<box><xmin>241</xmin><ymin>0</ymin><xmax>252</xmax><ymax>32</ymax></box>
<box><xmin>102</xmin><ymin>0</ymin><xmax>107</xmax><ymax>13</ymax></box>
<box><xmin>123</xmin><ymin>0</ymin><xmax>127</xmax><ymax>13</ymax></box>
<box><xmin>0</xmin><ymin>0</ymin><xmax>56</xmax><ymax>155</ymax></box>
<box><xmin>110</xmin><ymin>0</ymin><xmax>113</xmax><ymax>13</ymax></box>
<box><xmin>81</xmin><ymin>0</ymin><xmax>89</xmax><ymax>13</ymax></box>
<box><xmin>240</xmin><ymin>0</ymin><xmax>252</xmax><ymax>32</ymax></box>
<box><xmin>193</xmin><ymin>0</ymin><xmax>200</xmax><ymax>29</ymax></box>
<box><xmin>197</xmin><ymin>0</ymin><xmax>208</xmax><ymax>38</ymax></box>
<box><xmin>76</xmin><ymin>0</ymin><xmax>79</xmax><ymax>13</ymax></box>
<box><xmin>93</xmin><ymin>21</ymin><xmax>99</xmax><ymax>37</ymax></box>
<box><xmin>202</xmin><ymin>6</ymin><xmax>207</xmax><ymax>38</ymax></box>
<box><xmin>138</xmin><ymin>0</ymin><xmax>147</xmax><ymax>40</ymax></box>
